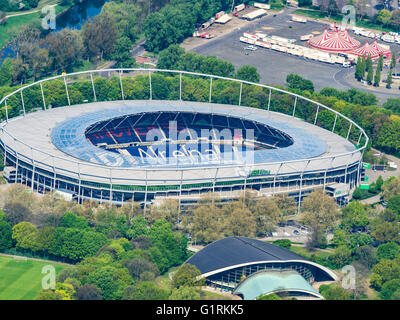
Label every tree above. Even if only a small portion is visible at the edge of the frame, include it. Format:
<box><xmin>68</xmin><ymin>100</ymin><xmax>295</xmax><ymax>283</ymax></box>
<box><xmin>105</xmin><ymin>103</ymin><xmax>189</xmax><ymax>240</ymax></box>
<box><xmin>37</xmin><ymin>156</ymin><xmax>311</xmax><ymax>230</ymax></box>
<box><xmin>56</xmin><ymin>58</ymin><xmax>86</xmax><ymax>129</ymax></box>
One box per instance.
<box><xmin>380</xmin><ymin>279</ymin><xmax>400</xmax><ymax>300</ymax></box>
<box><xmin>123</xmin><ymin>258</ymin><xmax>160</xmax><ymax>280</ymax></box>
<box><xmin>371</xmin><ymin>222</ymin><xmax>400</xmax><ymax>243</ymax></box>
<box><xmin>0</xmin><ymin>219</ymin><xmax>12</xmax><ymax>250</ymax></box>
<box><xmin>331</xmin><ymin>229</ymin><xmax>349</xmax><ymax>247</ymax></box>
<box><xmin>341</xmin><ymin>201</ymin><xmax>369</xmax><ymax>231</ymax></box>
<box><xmin>348</xmin><ymin>233</ymin><xmax>373</xmax><ymax>251</ymax></box>
<box><xmin>0</xmin><ymin>58</ymin><xmax>13</xmax><ymax>86</ymax></box>
<box><xmin>387</xmin><ymin>195</ymin><xmax>400</xmax><ymax>214</ymax></box>
<box><xmin>328</xmin><ymin>245</ymin><xmax>353</xmax><ymax>268</ymax></box>
<box><xmin>126</xmin><ymin>215</ymin><xmax>149</xmax><ymax>239</ymax></box>
<box><xmin>12</xmin><ymin>222</ymin><xmax>38</xmax><ymax>251</ymax></box>
<box><xmin>236</xmin><ymin>65</ymin><xmax>261</xmax><ymax>83</ymax></box>
<box><xmin>148</xmin><ymin>199</ymin><xmax>180</xmax><ymax>226</ymax></box>
<box><xmin>189</xmin><ymin>203</ymin><xmax>222</xmax><ymax>244</ymax></box>
<box><xmin>223</xmin><ymin>205</ymin><xmax>256</xmax><ymax>237</ymax></box>
<box><xmin>46</xmin><ymin>29</ymin><xmax>83</xmax><ymax>72</ymax></box>
<box><xmin>389</xmin><ymin>10</ymin><xmax>400</xmax><ymax>29</ymax></box>
<box><xmin>286</xmin><ymin>74</ymin><xmax>314</xmax><ymax>93</ymax></box>
<box><xmin>300</xmin><ymin>190</ymin><xmax>339</xmax><ymax>248</ymax></box>
<box><xmin>377</xmin><ymin>9</ymin><xmax>392</xmax><ymax>26</ymax></box>
<box><xmin>382</xmin><ymin>177</ymin><xmax>400</xmax><ymax>200</ymax></box>
<box><xmin>366</xmin><ymin>65</ymin><xmax>373</xmax><ymax>85</ymax></box>
<box><xmin>156</xmin><ymin>44</ymin><xmax>185</xmax><ymax>70</ymax></box>
<box><xmin>274</xmin><ymin>194</ymin><xmax>297</xmax><ymax>216</ymax></box>
<box><xmin>60</xmin><ymin>212</ymin><xmax>89</xmax><ymax>230</ymax></box>
<box><xmin>82</xmin><ymin>13</ymin><xmax>118</xmax><ymax>60</ymax></box>
<box><xmin>49</xmin><ymin>228</ymin><xmax>109</xmax><ymax>261</ymax></box>
<box><xmin>354</xmin><ymin>245</ymin><xmax>377</xmax><ymax>270</ymax></box>
<box><xmin>129</xmin><ymin>281</ymin><xmax>169</xmax><ymax>300</ymax></box>
<box><xmin>383</xmin><ymin>98</ymin><xmax>400</xmax><ymax>114</ymax></box>
<box><xmin>33</xmin><ymin>226</ymin><xmax>56</xmax><ymax>253</ymax></box>
<box><xmin>149</xmin><ymin>219</ymin><xmax>188</xmax><ymax>268</ymax></box>
<box><xmin>3</xmin><ymin>201</ymin><xmax>32</xmax><ymax>227</ymax></box>
<box><xmin>377</xmin><ymin>54</ymin><xmax>384</xmax><ymax>71</ymax></box>
<box><xmin>352</xmin><ymin>187</ymin><xmax>362</xmax><ymax>200</ymax></box>
<box><xmin>112</xmin><ymin>36</ymin><xmax>136</xmax><ymax>68</ymax></box>
<box><xmin>86</xmin><ymin>266</ymin><xmax>133</xmax><ymax>300</ymax></box>
<box><xmin>370</xmin><ymin>257</ymin><xmax>400</xmax><ymax>289</ymax></box>
<box><xmin>386</xmin><ymin>68</ymin><xmax>393</xmax><ymax>89</ymax></box>
<box><xmin>366</xmin><ymin>54</ymin><xmax>373</xmax><ymax>73</ymax></box>
<box><xmin>169</xmin><ymin>286</ymin><xmax>201</xmax><ymax>300</ymax></box>
<box><xmin>76</xmin><ymin>284</ymin><xmax>103</xmax><ymax>300</ymax></box>
<box><xmin>35</xmin><ymin>289</ymin><xmax>63</xmax><ymax>300</ymax></box>
<box><xmin>376</xmin><ymin>176</ymin><xmax>384</xmax><ymax>192</ymax></box>
<box><xmin>390</xmin><ymin>52</ymin><xmax>396</xmax><ymax>69</ymax></box>
<box><xmin>172</xmin><ymin>264</ymin><xmax>204</xmax><ymax>289</ymax></box>
<box><xmin>355</xmin><ymin>56</ymin><xmax>364</xmax><ymax>81</ymax></box>
<box><xmin>377</xmin><ymin>242</ymin><xmax>400</xmax><ymax>262</ymax></box>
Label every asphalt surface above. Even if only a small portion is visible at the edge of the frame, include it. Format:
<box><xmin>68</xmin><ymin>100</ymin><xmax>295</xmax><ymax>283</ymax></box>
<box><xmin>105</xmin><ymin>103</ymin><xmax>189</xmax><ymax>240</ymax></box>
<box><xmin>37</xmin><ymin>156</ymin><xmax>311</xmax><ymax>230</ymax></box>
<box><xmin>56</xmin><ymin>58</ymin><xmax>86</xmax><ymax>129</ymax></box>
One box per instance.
<box><xmin>190</xmin><ymin>8</ymin><xmax>400</xmax><ymax>102</ymax></box>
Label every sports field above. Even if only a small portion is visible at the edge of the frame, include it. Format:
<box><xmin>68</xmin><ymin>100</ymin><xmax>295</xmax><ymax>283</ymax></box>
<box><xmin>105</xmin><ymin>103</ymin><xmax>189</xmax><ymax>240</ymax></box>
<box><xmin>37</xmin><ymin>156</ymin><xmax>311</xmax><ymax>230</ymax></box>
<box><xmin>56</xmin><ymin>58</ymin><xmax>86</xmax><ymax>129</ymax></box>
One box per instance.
<box><xmin>0</xmin><ymin>255</ymin><xmax>66</xmax><ymax>300</ymax></box>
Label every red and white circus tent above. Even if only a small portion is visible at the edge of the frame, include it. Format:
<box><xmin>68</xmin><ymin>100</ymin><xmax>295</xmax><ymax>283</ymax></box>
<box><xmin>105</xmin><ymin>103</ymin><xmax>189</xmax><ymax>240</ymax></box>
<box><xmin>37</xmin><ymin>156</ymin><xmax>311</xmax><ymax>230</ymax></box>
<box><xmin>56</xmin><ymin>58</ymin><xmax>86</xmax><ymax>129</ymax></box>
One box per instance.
<box><xmin>370</xmin><ymin>39</ymin><xmax>392</xmax><ymax>58</ymax></box>
<box><xmin>308</xmin><ymin>27</ymin><xmax>360</xmax><ymax>53</ymax></box>
<box><xmin>349</xmin><ymin>41</ymin><xmax>381</xmax><ymax>59</ymax></box>
<box><xmin>338</xmin><ymin>29</ymin><xmax>361</xmax><ymax>48</ymax></box>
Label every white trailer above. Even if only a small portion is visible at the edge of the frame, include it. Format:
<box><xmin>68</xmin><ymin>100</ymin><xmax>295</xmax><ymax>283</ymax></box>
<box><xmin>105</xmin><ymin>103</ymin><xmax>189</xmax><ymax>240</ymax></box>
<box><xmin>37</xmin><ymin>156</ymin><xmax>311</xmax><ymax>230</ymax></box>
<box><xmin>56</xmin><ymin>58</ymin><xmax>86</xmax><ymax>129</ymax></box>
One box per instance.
<box><xmin>291</xmin><ymin>15</ymin><xmax>307</xmax><ymax>23</ymax></box>
<box><xmin>215</xmin><ymin>14</ymin><xmax>232</xmax><ymax>24</ymax></box>
<box><xmin>382</xmin><ymin>34</ymin><xmax>395</xmax><ymax>43</ymax></box>
<box><xmin>240</xmin><ymin>36</ymin><xmax>256</xmax><ymax>44</ymax></box>
<box><xmin>243</xmin><ymin>32</ymin><xmax>259</xmax><ymax>40</ymax></box>
<box><xmin>234</xmin><ymin>3</ymin><xmax>245</xmax><ymax>12</ymax></box>
<box><xmin>254</xmin><ymin>2</ymin><xmax>271</xmax><ymax>9</ymax></box>
<box><xmin>300</xmin><ymin>34</ymin><xmax>313</xmax><ymax>41</ymax></box>
<box><xmin>242</xmin><ymin>9</ymin><xmax>267</xmax><ymax>20</ymax></box>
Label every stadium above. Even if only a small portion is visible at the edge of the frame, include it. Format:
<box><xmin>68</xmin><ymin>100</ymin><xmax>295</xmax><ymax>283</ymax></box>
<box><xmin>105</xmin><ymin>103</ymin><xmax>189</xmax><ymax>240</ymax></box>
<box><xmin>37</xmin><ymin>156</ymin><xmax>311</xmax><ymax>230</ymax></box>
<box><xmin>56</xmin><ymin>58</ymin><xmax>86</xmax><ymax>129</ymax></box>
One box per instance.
<box><xmin>185</xmin><ymin>236</ymin><xmax>338</xmax><ymax>299</ymax></box>
<box><xmin>0</xmin><ymin>69</ymin><xmax>368</xmax><ymax>209</ymax></box>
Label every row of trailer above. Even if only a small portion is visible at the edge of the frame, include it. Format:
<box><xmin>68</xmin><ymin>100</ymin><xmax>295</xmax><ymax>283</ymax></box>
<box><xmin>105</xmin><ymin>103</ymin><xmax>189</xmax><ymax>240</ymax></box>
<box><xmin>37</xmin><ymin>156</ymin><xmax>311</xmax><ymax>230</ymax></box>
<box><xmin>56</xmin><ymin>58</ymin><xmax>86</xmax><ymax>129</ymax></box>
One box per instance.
<box><xmin>240</xmin><ymin>32</ymin><xmax>347</xmax><ymax>65</ymax></box>
<box><xmin>352</xmin><ymin>27</ymin><xmax>400</xmax><ymax>44</ymax></box>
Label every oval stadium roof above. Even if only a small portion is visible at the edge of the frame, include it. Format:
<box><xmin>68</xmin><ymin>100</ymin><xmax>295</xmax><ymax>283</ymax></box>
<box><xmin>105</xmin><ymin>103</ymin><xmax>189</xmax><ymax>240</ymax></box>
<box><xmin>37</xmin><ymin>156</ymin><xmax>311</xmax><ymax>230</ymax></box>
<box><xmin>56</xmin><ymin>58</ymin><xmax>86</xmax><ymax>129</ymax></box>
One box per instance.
<box><xmin>185</xmin><ymin>236</ymin><xmax>337</xmax><ymax>280</ymax></box>
<box><xmin>233</xmin><ymin>270</ymin><xmax>323</xmax><ymax>300</ymax></box>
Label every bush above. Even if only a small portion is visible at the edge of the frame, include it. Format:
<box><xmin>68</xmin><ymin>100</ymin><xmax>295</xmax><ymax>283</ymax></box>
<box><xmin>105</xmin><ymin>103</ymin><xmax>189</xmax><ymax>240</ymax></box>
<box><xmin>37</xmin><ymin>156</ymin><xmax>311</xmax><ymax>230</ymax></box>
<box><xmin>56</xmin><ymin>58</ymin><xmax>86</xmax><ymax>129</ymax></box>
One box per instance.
<box><xmin>272</xmin><ymin>239</ymin><xmax>292</xmax><ymax>249</ymax></box>
<box><xmin>377</xmin><ymin>242</ymin><xmax>400</xmax><ymax>262</ymax></box>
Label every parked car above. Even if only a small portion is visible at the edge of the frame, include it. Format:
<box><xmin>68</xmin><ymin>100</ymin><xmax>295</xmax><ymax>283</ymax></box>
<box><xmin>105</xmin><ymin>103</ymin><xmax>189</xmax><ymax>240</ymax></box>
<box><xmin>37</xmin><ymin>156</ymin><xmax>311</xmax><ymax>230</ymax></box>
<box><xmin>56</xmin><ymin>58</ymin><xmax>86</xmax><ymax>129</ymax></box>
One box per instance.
<box><xmin>245</xmin><ymin>45</ymin><xmax>257</xmax><ymax>51</ymax></box>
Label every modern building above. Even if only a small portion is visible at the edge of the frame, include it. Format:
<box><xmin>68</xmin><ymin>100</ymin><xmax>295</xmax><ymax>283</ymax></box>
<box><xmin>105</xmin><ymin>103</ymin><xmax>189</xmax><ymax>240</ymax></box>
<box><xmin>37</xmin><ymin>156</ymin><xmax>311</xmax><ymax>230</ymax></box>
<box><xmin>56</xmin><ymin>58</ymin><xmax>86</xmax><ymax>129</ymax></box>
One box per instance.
<box><xmin>0</xmin><ymin>69</ymin><xmax>368</xmax><ymax>208</ymax></box>
<box><xmin>185</xmin><ymin>236</ymin><xmax>337</xmax><ymax>300</ymax></box>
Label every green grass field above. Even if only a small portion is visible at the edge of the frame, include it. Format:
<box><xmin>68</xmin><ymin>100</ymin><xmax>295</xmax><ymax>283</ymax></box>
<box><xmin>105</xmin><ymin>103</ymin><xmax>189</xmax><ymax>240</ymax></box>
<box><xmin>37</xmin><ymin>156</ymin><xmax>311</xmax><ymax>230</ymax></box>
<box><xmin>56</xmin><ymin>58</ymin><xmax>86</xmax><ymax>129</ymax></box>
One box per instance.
<box><xmin>0</xmin><ymin>255</ymin><xmax>66</xmax><ymax>300</ymax></box>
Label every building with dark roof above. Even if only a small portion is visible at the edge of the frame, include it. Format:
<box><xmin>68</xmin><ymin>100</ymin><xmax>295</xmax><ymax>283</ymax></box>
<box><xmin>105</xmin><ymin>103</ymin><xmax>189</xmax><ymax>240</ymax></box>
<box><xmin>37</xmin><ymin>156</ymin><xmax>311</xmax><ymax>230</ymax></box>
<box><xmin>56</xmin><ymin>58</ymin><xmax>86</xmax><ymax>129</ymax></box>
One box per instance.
<box><xmin>185</xmin><ymin>236</ymin><xmax>337</xmax><ymax>299</ymax></box>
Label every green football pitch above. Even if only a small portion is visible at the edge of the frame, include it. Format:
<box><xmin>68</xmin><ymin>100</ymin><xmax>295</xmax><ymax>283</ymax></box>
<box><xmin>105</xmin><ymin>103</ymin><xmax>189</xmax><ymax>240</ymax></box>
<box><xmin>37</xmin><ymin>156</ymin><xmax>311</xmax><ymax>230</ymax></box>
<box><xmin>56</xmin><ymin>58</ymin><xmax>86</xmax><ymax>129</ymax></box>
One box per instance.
<box><xmin>0</xmin><ymin>255</ymin><xmax>66</xmax><ymax>300</ymax></box>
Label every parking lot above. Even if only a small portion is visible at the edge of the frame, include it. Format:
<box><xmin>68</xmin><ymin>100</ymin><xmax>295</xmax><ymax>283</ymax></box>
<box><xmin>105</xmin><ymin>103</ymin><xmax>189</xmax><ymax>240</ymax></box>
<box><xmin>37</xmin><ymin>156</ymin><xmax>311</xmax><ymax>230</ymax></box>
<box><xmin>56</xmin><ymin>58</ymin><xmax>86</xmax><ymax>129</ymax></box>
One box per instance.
<box><xmin>184</xmin><ymin>8</ymin><xmax>400</xmax><ymax>102</ymax></box>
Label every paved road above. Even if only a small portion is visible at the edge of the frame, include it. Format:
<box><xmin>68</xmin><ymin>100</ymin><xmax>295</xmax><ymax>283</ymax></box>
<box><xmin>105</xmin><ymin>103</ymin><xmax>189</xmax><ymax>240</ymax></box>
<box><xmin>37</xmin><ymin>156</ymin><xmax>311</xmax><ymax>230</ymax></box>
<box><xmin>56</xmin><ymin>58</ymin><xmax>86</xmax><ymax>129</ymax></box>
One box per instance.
<box><xmin>131</xmin><ymin>39</ymin><xmax>146</xmax><ymax>57</ymax></box>
<box><xmin>333</xmin><ymin>68</ymin><xmax>400</xmax><ymax>104</ymax></box>
<box><xmin>189</xmin><ymin>8</ymin><xmax>400</xmax><ymax>102</ymax></box>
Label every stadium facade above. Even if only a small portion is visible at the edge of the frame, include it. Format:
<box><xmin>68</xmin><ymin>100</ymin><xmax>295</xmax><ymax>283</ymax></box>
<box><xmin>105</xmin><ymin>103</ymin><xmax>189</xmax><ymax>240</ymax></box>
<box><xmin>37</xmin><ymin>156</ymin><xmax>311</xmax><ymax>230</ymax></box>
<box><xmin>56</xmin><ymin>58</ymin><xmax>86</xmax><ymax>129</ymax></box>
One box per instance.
<box><xmin>0</xmin><ymin>69</ymin><xmax>368</xmax><ymax>209</ymax></box>
<box><xmin>185</xmin><ymin>236</ymin><xmax>337</xmax><ymax>299</ymax></box>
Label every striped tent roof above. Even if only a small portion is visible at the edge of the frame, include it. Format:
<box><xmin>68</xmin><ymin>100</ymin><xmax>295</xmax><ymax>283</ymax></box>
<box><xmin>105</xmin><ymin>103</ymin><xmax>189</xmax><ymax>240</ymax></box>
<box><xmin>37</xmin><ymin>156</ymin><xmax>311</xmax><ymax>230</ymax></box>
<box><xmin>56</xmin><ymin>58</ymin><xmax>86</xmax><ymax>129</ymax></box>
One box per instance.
<box><xmin>349</xmin><ymin>41</ymin><xmax>381</xmax><ymax>59</ymax></box>
<box><xmin>338</xmin><ymin>29</ymin><xmax>361</xmax><ymax>48</ymax></box>
<box><xmin>308</xmin><ymin>27</ymin><xmax>360</xmax><ymax>52</ymax></box>
<box><xmin>370</xmin><ymin>39</ymin><xmax>392</xmax><ymax>57</ymax></box>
